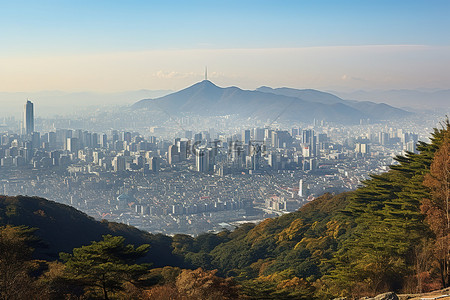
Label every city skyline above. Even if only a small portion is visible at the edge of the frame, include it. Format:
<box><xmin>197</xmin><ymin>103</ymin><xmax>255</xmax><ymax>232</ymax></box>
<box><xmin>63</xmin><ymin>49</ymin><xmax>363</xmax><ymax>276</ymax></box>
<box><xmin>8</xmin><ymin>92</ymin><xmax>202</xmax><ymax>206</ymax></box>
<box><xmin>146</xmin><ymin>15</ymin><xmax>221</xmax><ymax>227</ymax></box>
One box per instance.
<box><xmin>0</xmin><ymin>112</ymin><xmax>424</xmax><ymax>235</ymax></box>
<box><xmin>0</xmin><ymin>1</ymin><xmax>449</xmax><ymax>95</ymax></box>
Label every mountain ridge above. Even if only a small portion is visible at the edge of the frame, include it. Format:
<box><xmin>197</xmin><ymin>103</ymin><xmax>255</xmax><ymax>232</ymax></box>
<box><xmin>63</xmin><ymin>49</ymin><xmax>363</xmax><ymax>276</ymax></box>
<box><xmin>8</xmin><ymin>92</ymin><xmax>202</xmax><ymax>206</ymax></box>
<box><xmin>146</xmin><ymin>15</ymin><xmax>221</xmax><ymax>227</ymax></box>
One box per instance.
<box><xmin>133</xmin><ymin>80</ymin><xmax>411</xmax><ymax>123</ymax></box>
<box><xmin>332</xmin><ymin>88</ymin><xmax>450</xmax><ymax>110</ymax></box>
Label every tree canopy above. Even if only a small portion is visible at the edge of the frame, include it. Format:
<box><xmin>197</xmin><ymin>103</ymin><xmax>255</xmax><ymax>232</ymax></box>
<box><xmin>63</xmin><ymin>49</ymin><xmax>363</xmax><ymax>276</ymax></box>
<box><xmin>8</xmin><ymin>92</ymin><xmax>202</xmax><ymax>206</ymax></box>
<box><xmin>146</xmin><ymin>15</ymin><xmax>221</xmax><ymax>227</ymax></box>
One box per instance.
<box><xmin>60</xmin><ymin>235</ymin><xmax>150</xmax><ymax>299</ymax></box>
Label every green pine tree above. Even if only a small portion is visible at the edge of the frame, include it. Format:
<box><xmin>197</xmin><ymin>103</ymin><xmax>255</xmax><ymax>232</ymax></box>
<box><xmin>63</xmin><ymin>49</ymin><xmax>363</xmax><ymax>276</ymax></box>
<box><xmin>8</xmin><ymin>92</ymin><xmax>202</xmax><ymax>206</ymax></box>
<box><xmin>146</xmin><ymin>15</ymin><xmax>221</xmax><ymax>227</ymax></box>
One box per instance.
<box><xmin>329</xmin><ymin>120</ymin><xmax>450</xmax><ymax>297</ymax></box>
<box><xmin>60</xmin><ymin>234</ymin><xmax>150</xmax><ymax>300</ymax></box>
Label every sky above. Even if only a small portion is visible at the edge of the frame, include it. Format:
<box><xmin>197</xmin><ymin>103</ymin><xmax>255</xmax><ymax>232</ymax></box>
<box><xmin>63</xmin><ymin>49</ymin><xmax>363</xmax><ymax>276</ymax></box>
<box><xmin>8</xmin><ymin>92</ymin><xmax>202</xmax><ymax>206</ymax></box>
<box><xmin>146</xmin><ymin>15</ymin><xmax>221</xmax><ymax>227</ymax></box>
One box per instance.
<box><xmin>1</xmin><ymin>0</ymin><xmax>449</xmax><ymax>93</ymax></box>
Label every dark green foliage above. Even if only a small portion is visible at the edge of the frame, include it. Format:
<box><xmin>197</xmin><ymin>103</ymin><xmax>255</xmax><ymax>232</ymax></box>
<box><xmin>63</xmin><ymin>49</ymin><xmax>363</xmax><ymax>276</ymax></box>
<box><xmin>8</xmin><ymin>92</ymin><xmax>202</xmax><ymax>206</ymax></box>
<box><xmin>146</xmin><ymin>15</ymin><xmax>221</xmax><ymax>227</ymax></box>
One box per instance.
<box><xmin>240</xmin><ymin>280</ymin><xmax>291</xmax><ymax>299</ymax></box>
<box><xmin>240</xmin><ymin>278</ymin><xmax>316</xmax><ymax>300</ymax></box>
<box><xmin>145</xmin><ymin>266</ymin><xmax>182</xmax><ymax>286</ymax></box>
<box><xmin>60</xmin><ymin>235</ymin><xmax>150</xmax><ymax>299</ymax></box>
<box><xmin>209</xmin><ymin>193</ymin><xmax>350</xmax><ymax>276</ymax></box>
<box><xmin>193</xmin><ymin>232</ymin><xmax>230</xmax><ymax>252</ymax></box>
<box><xmin>0</xmin><ymin>195</ymin><xmax>181</xmax><ymax>267</ymax></box>
<box><xmin>329</xmin><ymin>120</ymin><xmax>450</xmax><ymax>296</ymax></box>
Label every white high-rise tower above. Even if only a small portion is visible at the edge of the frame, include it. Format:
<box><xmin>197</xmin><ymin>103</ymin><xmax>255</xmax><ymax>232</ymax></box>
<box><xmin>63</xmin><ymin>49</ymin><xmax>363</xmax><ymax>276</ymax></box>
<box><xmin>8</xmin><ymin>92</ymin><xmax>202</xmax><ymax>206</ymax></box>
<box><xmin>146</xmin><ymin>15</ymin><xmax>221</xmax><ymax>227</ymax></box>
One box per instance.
<box><xmin>298</xmin><ymin>179</ymin><xmax>303</xmax><ymax>197</ymax></box>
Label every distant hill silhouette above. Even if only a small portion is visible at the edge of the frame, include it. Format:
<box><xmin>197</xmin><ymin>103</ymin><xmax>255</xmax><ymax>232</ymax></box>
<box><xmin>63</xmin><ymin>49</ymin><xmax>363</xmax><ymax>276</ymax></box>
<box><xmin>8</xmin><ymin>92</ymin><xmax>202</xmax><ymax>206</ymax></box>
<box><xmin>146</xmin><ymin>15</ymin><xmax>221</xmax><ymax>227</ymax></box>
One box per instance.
<box><xmin>257</xmin><ymin>86</ymin><xmax>410</xmax><ymax>120</ymax></box>
<box><xmin>133</xmin><ymin>80</ymin><xmax>411</xmax><ymax>123</ymax></box>
<box><xmin>256</xmin><ymin>86</ymin><xmax>347</xmax><ymax>105</ymax></box>
<box><xmin>332</xmin><ymin>89</ymin><xmax>450</xmax><ymax>111</ymax></box>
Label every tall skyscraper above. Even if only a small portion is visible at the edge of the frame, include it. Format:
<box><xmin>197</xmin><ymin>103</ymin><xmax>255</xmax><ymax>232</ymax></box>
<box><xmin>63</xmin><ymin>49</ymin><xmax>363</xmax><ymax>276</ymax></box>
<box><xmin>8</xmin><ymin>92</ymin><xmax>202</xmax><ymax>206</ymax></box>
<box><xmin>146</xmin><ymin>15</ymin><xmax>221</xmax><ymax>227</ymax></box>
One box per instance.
<box><xmin>195</xmin><ymin>147</ymin><xmax>209</xmax><ymax>172</ymax></box>
<box><xmin>66</xmin><ymin>137</ymin><xmax>79</xmax><ymax>153</ymax></box>
<box><xmin>302</xmin><ymin>129</ymin><xmax>317</xmax><ymax>157</ymax></box>
<box><xmin>253</xmin><ymin>128</ymin><xmax>265</xmax><ymax>141</ymax></box>
<box><xmin>168</xmin><ymin>144</ymin><xmax>179</xmax><ymax>164</ymax></box>
<box><xmin>23</xmin><ymin>100</ymin><xmax>34</xmax><ymax>135</ymax></box>
<box><xmin>150</xmin><ymin>157</ymin><xmax>159</xmax><ymax>173</ymax></box>
<box><xmin>177</xmin><ymin>139</ymin><xmax>188</xmax><ymax>160</ymax></box>
<box><xmin>112</xmin><ymin>156</ymin><xmax>126</xmax><ymax>172</ymax></box>
<box><xmin>242</xmin><ymin>130</ymin><xmax>251</xmax><ymax>145</ymax></box>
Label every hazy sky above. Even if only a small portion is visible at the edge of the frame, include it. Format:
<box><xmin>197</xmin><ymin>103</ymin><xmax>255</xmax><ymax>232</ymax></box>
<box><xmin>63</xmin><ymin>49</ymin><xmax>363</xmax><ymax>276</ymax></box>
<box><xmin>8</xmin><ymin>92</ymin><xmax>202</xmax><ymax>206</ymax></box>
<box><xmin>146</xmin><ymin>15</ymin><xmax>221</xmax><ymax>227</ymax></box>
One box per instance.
<box><xmin>1</xmin><ymin>0</ymin><xmax>449</xmax><ymax>92</ymax></box>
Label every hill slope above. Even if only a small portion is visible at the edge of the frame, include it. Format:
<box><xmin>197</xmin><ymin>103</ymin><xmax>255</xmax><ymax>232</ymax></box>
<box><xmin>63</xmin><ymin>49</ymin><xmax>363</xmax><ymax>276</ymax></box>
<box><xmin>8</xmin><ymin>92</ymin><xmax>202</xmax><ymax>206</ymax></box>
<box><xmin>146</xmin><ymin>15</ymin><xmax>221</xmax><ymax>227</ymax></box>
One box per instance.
<box><xmin>256</xmin><ymin>86</ymin><xmax>347</xmax><ymax>104</ymax></box>
<box><xmin>257</xmin><ymin>86</ymin><xmax>411</xmax><ymax>120</ymax></box>
<box><xmin>0</xmin><ymin>195</ymin><xmax>180</xmax><ymax>267</ymax></box>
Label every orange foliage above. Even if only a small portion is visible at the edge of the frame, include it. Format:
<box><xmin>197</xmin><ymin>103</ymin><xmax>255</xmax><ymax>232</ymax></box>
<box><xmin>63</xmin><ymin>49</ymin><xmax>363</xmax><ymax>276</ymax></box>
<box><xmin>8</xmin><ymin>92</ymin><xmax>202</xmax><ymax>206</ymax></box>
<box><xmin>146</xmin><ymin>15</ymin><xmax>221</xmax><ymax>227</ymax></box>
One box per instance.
<box><xmin>246</xmin><ymin>218</ymin><xmax>275</xmax><ymax>243</ymax></box>
<box><xmin>277</xmin><ymin>218</ymin><xmax>305</xmax><ymax>243</ymax></box>
<box><xmin>421</xmin><ymin>133</ymin><xmax>450</xmax><ymax>287</ymax></box>
<box><xmin>141</xmin><ymin>268</ymin><xmax>240</xmax><ymax>300</ymax></box>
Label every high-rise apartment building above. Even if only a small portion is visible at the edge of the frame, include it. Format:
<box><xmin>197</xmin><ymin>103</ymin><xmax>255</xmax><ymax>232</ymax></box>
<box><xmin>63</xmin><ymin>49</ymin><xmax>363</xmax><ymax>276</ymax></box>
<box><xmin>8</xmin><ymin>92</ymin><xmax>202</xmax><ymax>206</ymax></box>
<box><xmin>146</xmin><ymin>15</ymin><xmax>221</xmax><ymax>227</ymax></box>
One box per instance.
<box><xmin>195</xmin><ymin>147</ymin><xmax>210</xmax><ymax>172</ymax></box>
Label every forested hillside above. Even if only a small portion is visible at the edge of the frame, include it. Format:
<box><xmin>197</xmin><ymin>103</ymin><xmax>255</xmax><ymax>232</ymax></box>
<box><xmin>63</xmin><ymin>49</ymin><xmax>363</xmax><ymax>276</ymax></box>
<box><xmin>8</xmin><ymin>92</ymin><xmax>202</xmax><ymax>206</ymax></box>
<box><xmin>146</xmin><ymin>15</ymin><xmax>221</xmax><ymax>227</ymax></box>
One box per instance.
<box><xmin>0</xmin><ymin>120</ymin><xmax>449</xmax><ymax>299</ymax></box>
<box><xmin>0</xmin><ymin>195</ymin><xmax>180</xmax><ymax>267</ymax></box>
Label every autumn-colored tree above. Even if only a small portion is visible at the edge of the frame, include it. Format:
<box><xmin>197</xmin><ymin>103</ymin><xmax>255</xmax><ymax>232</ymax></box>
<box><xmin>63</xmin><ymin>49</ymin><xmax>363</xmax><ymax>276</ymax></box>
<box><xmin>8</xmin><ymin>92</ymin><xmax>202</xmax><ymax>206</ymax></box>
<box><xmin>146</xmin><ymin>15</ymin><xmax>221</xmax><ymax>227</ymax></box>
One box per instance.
<box><xmin>37</xmin><ymin>260</ymin><xmax>88</xmax><ymax>300</ymax></box>
<box><xmin>0</xmin><ymin>225</ymin><xmax>41</xmax><ymax>300</ymax></box>
<box><xmin>144</xmin><ymin>284</ymin><xmax>182</xmax><ymax>300</ymax></box>
<box><xmin>141</xmin><ymin>267</ymin><xmax>239</xmax><ymax>300</ymax></box>
<box><xmin>175</xmin><ymin>268</ymin><xmax>239</xmax><ymax>300</ymax></box>
<box><xmin>422</xmin><ymin>131</ymin><xmax>450</xmax><ymax>287</ymax></box>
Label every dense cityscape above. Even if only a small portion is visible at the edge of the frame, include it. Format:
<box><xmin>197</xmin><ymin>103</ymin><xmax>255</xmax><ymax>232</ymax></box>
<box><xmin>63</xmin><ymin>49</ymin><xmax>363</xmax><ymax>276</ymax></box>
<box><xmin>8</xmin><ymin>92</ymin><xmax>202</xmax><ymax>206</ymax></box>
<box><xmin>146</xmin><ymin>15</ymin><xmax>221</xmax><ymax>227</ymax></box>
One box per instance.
<box><xmin>0</xmin><ymin>99</ymin><xmax>436</xmax><ymax>236</ymax></box>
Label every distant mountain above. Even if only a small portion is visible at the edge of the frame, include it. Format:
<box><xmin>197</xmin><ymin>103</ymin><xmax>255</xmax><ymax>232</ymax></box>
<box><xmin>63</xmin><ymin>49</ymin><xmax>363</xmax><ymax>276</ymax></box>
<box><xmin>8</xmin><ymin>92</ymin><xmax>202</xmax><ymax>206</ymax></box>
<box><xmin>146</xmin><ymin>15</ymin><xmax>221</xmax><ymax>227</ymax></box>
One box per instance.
<box><xmin>133</xmin><ymin>81</ymin><xmax>411</xmax><ymax>124</ymax></box>
<box><xmin>331</xmin><ymin>89</ymin><xmax>450</xmax><ymax>111</ymax></box>
<box><xmin>345</xmin><ymin>101</ymin><xmax>411</xmax><ymax>120</ymax></box>
<box><xmin>256</xmin><ymin>86</ymin><xmax>347</xmax><ymax>105</ymax></box>
<box><xmin>256</xmin><ymin>86</ymin><xmax>411</xmax><ymax>120</ymax></box>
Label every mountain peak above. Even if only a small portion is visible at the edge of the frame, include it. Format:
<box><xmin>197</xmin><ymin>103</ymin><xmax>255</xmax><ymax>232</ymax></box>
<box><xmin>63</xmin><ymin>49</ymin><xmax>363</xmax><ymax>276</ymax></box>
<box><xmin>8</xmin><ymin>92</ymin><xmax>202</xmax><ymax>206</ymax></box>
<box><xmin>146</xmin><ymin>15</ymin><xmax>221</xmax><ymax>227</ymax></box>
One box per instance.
<box><xmin>180</xmin><ymin>80</ymin><xmax>221</xmax><ymax>92</ymax></box>
<box><xmin>197</xmin><ymin>79</ymin><xmax>218</xmax><ymax>87</ymax></box>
